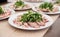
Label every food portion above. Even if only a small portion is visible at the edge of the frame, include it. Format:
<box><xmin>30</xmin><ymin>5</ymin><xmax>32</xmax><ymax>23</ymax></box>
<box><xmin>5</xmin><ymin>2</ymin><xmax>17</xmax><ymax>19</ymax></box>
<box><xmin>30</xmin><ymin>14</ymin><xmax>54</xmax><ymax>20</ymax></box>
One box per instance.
<box><xmin>0</xmin><ymin>6</ymin><xmax>11</xmax><ymax>18</ymax></box>
<box><xmin>13</xmin><ymin>11</ymin><xmax>48</xmax><ymax>28</ymax></box>
<box><xmin>35</xmin><ymin>2</ymin><xmax>59</xmax><ymax>12</ymax></box>
<box><xmin>12</xmin><ymin>0</ymin><xmax>31</xmax><ymax>10</ymax></box>
<box><xmin>54</xmin><ymin>0</ymin><xmax>60</xmax><ymax>6</ymax></box>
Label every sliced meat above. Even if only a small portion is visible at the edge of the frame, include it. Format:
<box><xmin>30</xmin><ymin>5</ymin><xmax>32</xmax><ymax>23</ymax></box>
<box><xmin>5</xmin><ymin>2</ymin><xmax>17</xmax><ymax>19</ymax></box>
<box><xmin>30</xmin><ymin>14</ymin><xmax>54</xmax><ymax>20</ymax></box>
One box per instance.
<box><xmin>42</xmin><ymin>17</ymin><xmax>48</xmax><ymax>23</ymax></box>
<box><xmin>15</xmin><ymin>7</ymin><xmax>22</xmax><ymax>10</ymax></box>
<box><xmin>53</xmin><ymin>7</ymin><xmax>59</xmax><ymax>12</ymax></box>
<box><xmin>13</xmin><ymin>20</ymin><xmax>22</xmax><ymax>26</ymax></box>
<box><xmin>23</xmin><ymin>22</ymin><xmax>30</xmax><ymax>28</ymax></box>
<box><xmin>0</xmin><ymin>14</ymin><xmax>5</xmax><ymax>18</ymax></box>
<box><xmin>37</xmin><ymin>21</ymin><xmax>45</xmax><ymax>26</ymax></box>
<box><xmin>0</xmin><ymin>11</ymin><xmax>11</xmax><ymax>18</ymax></box>
<box><xmin>10</xmin><ymin>4</ymin><xmax>15</xmax><ymax>9</ymax></box>
<box><xmin>36</xmin><ymin>22</ymin><xmax>42</xmax><ymax>26</ymax></box>
<box><xmin>4</xmin><ymin>12</ymin><xmax>11</xmax><ymax>16</ymax></box>
<box><xmin>43</xmin><ymin>19</ymin><xmax>48</xmax><ymax>23</ymax></box>
<box><xmin>35</xmin><ymin>7</ymin><xmax>41</xmax><ymax>11</ymax></box>
<box><xmin>28</xmin><ymin>22</ymin><xmax>40</xmax><ymax>28</ymax></box>
<box><xmin>41</xmin><ymin>8</ymin><xmax>49</xmax><ymax>12</ymax></box>
<box><xmin>17</xmin><ymin>16</ymin><xmax>21</xmax><ymax>20</ymax></box>
<box><xmin>23</xmin><ymin>5</ymin><xmax>30</xmax><ymax>9</ymax></box>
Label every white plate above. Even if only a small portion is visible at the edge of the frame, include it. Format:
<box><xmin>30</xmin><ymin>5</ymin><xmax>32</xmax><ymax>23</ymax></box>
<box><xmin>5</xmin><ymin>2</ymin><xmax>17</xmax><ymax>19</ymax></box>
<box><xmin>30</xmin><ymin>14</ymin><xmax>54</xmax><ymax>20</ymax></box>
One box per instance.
<box><xmin>32</xmin><ymin>3</ymin><xmax>60</xmax><ymax>14</ymax></box>
<box><xmin>6</xmin><ymin>2</ymin><xmax>33</xmax><ymax>11</ymax></box>
<box><xmin>0</xmin><ymin>6</ymin><xmax>15</xmax><ymax>20</ymax></box>
<box><xmin>8</xmin><ymin>12</ymin><xmax>54</xmax><ymax>30</ymax></box>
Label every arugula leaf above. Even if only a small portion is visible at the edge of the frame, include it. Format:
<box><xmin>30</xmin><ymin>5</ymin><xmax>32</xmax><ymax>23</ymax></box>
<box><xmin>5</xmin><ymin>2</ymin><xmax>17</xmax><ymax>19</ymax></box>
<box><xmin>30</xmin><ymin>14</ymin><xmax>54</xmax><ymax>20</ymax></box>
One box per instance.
<box><xmin>0</xmin><ymin>6</ymin><xmax>4</xmax><ymax>14</ymax></box>
<box><xmin>39</xmin><ymin>2</ymin><xmax>53</xmax><ymax>11</ymax></box>
<box><xmin>48</xmin><ymin>3</ymin><xmax>53</xmax><ymax>11</ymax></box>
<box><xmin>15</xmin><ymin>0</ymin><xmax>25</xmax><ymax>7</ymax></box>
<box><xmin>20</xmin><ymin>11</ymin><xmax>42</xmax><ymax>22</ymax></box>
<box><xmin>55</xmin><ymin>0</ymin><xmax>60</xmax><ymax>4</ymax></box>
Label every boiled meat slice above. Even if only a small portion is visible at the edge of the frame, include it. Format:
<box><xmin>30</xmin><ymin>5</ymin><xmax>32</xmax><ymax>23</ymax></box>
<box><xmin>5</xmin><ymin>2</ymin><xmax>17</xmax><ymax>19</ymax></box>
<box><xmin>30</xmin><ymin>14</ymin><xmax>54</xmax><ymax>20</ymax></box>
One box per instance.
<box><xmin>28</xmin><ymin>22</ymin><xmax>40</xmax><ymax>28</ymax></box>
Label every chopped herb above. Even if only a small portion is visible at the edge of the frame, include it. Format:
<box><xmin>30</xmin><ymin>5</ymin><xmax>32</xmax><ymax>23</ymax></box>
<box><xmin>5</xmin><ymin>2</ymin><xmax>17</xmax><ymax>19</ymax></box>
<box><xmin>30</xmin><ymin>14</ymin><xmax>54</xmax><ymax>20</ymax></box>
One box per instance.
<box><xmin>20</xmin><ymin>11</ymin><xmax>42</xmax><ymax>22</ymax></box>
<box><xmin>55</xmin><ymin>0</ymin><xmax>60</xmax><ymax>4</ymax></box>
<box><xmin>0</xmin><ymin>6</ymin><xmax>4</xmax><ymax>14</ymax></box>
<box><xmin>39</xmin><ymin>2</ymin><xmax>53</xmax><ymax>11</ymax></box>
<box><xmin>15</xmin><ymin>0</ymin><xmax>25</xmax><ymax>8</ymax></box>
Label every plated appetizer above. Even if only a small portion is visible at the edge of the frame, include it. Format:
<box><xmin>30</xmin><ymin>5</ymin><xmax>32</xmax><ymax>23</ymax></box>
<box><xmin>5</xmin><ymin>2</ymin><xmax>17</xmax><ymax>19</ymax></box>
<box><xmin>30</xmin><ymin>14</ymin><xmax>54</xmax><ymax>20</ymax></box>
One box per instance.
<box><xmin>32</xmin><ymin>2</ymin><xmax>60</xmax><ymax>14</ymax></box>
<box><xmin>8</xmin><ymin>11</ymin><xmax>53</xmax><ymax>30</ymax></box>
<box><xmin>0</xmin><ymin>6</ymin><xmax>15</xmax><ymax>20</ymax></box>
<box><xmin>9</xmin><ymin>0</ymin><xmax>32</xmax><ymax>10</ymax></box>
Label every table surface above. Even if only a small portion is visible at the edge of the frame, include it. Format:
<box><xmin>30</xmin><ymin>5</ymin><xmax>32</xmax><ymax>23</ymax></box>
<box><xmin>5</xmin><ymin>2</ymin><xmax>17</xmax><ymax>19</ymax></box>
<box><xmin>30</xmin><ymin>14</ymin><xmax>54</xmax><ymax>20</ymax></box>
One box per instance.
<box><xmin>0</xmin><ymin>2</ymin><xmax>60</xmax><ymax>37</ymax></box>
<box><xmin>44</xmin><ymin>16</ymin><xmax>60</xmax><ymax>37</ymax></box>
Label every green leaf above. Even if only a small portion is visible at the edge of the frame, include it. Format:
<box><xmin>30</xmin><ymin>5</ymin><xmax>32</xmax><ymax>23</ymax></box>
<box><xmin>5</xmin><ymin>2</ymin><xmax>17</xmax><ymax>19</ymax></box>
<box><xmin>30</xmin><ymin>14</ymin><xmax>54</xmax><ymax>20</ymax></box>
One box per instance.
<box><xmin>0</xmin><ymin>6</ymin><xmax>4</xmax><ymax>14</ymax></box>
<box><xmin>55</xmin><ymin>0</ymin><xmax>60</xmax><ymax>4</ymax></box>
<box><xmin>39</xmin><ymin>2</ymin><xmax>53</xmax><ymax>11</ymax></box>
<box><xmin>15</xmin><ymin>0</ymin><xmax>25</xmax><ymax>7</ymax></box>
<box><xmin>20</xmin><ymin>11</ymin><xmax>43</xmax><ymax>22</ymax></box>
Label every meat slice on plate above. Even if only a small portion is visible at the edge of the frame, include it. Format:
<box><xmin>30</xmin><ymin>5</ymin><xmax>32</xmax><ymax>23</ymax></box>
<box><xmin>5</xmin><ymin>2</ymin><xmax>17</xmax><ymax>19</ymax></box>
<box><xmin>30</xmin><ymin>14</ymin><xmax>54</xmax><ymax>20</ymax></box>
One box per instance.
<box><xmin>42</xmin><ymin>19</ymin><xmax>48</xmax><ymax>23</ymax></box>
<box><xmin>0</xmin><ymin>11</ymin><xmax>11</xmax><ymax>18</ymax></box>
<box><xmin>23</xmin><ymin>22</ymin><xmax>30</xmax><ymax>28</ymax></box>
<box><xmin>36</xmin><ymin>21</ymin><xmax>45</xmax><ymax>26</ymax></box>
<box><xmin>13</xmin><ymin>20</ymin><xmax>23</xmax><ymax>26</ymax></box>
<box><xmin>28</xmin><ymin>22</ymin><xmax>40</xmax><ymax>28</ymax></box>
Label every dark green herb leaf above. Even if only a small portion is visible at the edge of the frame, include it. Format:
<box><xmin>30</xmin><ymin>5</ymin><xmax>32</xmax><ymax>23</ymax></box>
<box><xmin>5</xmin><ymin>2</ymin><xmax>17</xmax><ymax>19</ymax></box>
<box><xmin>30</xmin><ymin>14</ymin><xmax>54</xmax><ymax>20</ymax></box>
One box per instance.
<box><xmin>0</xmin><ymin>6</ymin><xmax>4</xmax><ymax>14</ymax></box>
<box><xmin>15</xmin><ymin>0</ymin><xmax>25</xmax><ymax>7</ymax></box>
<box><xmin>55</xmin><ymin>0</ymin><xmax>60</xmax><ymax>4</ymax></box>
<box><xmin>39</xmin><ymin>2</ymin><xmax>53</xmax><ymax>11</ymax></box>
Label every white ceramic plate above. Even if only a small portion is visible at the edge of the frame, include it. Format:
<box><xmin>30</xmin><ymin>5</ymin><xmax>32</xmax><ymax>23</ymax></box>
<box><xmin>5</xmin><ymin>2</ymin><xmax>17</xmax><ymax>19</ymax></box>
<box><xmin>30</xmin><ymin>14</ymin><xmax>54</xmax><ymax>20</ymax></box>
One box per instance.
<box><xmin>6</xmin><ymin>2</ymin><xmax>33</xmax><ymax>11</ymax></box>
<box><xmin>32</xmin><ymin>3</ymin><xmax>60</xmax><ymax>14</ymax></box>
<box><xmin>8</xmin><ymin>12</ymin><xmax>54</xmax><ymax>30</ymax></box>
<box><xmin>0</xmin><ymin>6</ymin><xmax>15</xmax><ymax>20</ymax></box>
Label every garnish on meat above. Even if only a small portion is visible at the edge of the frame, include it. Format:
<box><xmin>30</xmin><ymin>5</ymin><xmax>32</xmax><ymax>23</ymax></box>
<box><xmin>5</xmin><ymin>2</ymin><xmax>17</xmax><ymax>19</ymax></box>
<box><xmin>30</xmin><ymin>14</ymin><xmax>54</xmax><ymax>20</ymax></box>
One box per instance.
<box><xmin>20</xmin><ymin>11</ymin><xmax>42</xmax><ymax>22</ymax></box>
<box><xmin>13</xmin><ymin>11</ymin><xmax>48</xmax><ymax>28</ymax></box>
<box><xmin>39</xmin><ymin>2</ymin><xmax>53</xmax><ymax>12</ymax></box>
<box><xmin>54</xmin><ymin>0</ymin><xmax>60</xmax><ymax>6</ymax></box>
<box><xmin>55</xmin><ymin>0</ymin><xmax>60</xmax><ymax>4</ymax></box>
<box><xmin>0</xmin><ymin>6</ymin><xmax>11</xmax><ymax>18</ymax></box>
<box><xmin>0</xmin><ymin>6</ymin><xmax>4</xmax><ymax>14</ymax></box>
<box><xmin>15</xmin><ymin>0</ymin><xmax>25</xmax><ymax>8</ymax></box>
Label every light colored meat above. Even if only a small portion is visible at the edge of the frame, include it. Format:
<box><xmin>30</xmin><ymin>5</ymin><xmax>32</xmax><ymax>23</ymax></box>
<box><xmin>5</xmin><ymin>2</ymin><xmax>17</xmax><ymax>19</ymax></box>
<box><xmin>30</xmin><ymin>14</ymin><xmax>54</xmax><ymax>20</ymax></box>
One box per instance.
<box><xmin>41</xmin><ymin>8</ymin><xmax>49</xmax><ymax>12</ymax></box>
<box><xmin>28</xmin><ymin>22</ymin><xmax>40</xmax><ymax>28</ymax></box>
<box><xmin>4</xmin><ymin>12</ymin><xmax>11</xmax><ymax>16</ymax></box>
<box><xmin>42</xmin><ymin>17</ymin><xmax>48</xmax><ymax>23</ymax></box>
<box><xmin>23</xmin><ymin>22</ymin><xmax>30</xmax><ymax>28</ymax></box>
<box><xmin>43</xmin><ymin>19</ymin><xmax>48</xmax><ymax>23</ymax></box>
<box><xmin>0</xmin><ymin>12</ymin><xmax>11</xmax><ymax>18</ymax></box>
<box><xmin>15</xmin><ymin>7</ymin><xmax>22</xmax><ymax>10</ymax></box>
<box><xmin>36</xmin><ymin>22</ymin><xmax>42</xmax><ymax>26</ymax></box>
<box><xmin>23</xmin><ymin>5</ymin><xmax>30</xmax><ymax>9</ymax></box>
<box><xmin>37</xmin><ymin>21</ymin><xmax>45</xmax><ymax>26</ymax></box>
<box><xmin>53</xmin><ymin>7</ymin><xmax>59</xmax><ymax>12</ymax></box>
<box><xmin>13</xmin><ymin>20</ymin><xmax>22</xmax><ymax>26</ymax></box>
<box><xmin>10</xmin><ymin>4</ymin><xmax>15</xmax><ymax>9</ymax></box>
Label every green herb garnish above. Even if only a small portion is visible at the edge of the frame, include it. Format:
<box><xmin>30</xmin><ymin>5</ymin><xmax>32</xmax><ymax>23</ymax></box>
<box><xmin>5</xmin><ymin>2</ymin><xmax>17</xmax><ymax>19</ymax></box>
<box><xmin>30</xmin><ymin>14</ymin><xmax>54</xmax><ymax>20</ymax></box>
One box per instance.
<box><xmin>39</xmin><ymin>2</ymin><xmax>53</xmax><ymax>11</ymax></box>
<box><xmin>0</xmin><ymin>6</ymin><xmax>4</xmax><ymax>14</ymax></box>
<box><xmin>55</xmin><ymin>0</ymin><xmax>60</xmax><ymax>4</ymax></box>
<box><xmin>15</xmin><ymin>0</ymin><xmax>25</xmax><ymax>7</ymax></box>
<box><xmin>20</xmin><ymin>11</ymin><xmax>42</xmax><ymax>22</ymax></box>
